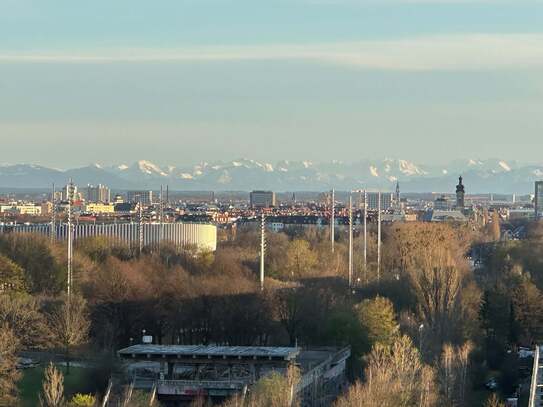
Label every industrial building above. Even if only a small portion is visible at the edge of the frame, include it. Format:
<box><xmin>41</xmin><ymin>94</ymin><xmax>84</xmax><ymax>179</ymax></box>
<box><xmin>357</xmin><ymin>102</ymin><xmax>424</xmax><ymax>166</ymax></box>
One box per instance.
<box><xmin>536</xmin><ymin>181</ymin><xmax>543</xmax><ymax>220</ymax></box>
<box><xmin>127</xmin><ymin>190</ymin><xmax>154</xmax><ymax>205</ymax></box>
<box><xmin>118</xmin><ymin>344</ymin><xmax>350</xmax><ymax>405</ymax></box>
<box><xmin>0</xmin><ymin>222</ymin><xmax>217</xmax><ymax>251</ymax></box>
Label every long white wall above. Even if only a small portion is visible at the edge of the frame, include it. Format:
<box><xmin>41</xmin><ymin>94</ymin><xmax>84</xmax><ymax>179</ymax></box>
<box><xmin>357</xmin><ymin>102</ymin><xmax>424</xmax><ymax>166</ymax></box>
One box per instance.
<box><xmin>0</xmin><ymin>223</ymin><xmax>217</xmax><ymax>252</ymax></box>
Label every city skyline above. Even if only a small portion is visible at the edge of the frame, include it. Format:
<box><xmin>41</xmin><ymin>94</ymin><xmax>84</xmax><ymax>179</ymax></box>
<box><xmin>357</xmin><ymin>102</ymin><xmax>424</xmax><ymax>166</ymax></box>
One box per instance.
<box><xmin>1</xmin><ymin>0</ymin><xmax>543</xmax><ymax>166</ymax></box>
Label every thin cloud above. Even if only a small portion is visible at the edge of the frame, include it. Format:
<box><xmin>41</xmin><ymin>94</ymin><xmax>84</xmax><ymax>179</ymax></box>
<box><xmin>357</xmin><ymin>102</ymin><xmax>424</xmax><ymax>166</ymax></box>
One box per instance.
<box><xmin>1</xmin><ymin>34</ymin><xmax>543</xmax><ymax>71</ymax></box>
<box><xmin>306</xmin><ymin>0</ymin><xmax>543</xmax><ymax>4</ymax></box>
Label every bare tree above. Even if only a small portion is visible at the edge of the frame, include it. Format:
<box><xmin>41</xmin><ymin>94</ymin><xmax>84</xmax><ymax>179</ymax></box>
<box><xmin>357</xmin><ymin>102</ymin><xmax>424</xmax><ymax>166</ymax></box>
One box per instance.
<box><xmin>0</xmin><ymin>324</ymin><xmax>21</xmax><ymax>406</ymax></box>
<box><xmin>409</xmin><ymin>266</ymin><xmax>462</xmax><ymax>353</ymax></box>
<box><xmin>484</xmin><ymin>394</ymin><xmax>505</xmax><ymax>407</ymax></box>
<box><xmin>49</xmin><ymin>294</ymin><xmax>90</xmax><ymax>374</ymax></box>
<box><xmin>39</xmin><ymin>362</ymin><xmax>64</xmax><ymax>407</ymax></box>
<box><xmin>334</xmin><ymin>335</ymin><xmax>437</xmax><ymax>407</ymax></box>
<box><xmin>439</xmin><ymin>342</ymin><xmax>472</xmax><ymax>407</ymax></box>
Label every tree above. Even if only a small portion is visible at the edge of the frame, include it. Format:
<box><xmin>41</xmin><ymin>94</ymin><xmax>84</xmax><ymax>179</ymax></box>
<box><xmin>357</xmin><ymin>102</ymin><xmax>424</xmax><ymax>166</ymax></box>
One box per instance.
<box><xmin>439</xmin><ymin>342</ymin><xmax>473</xmax><ymax>407</ymax></box>
<box><xmin>355</xmin><ymin>296</ymin><xmax>399</xmax><ymax>351</ymax></box>
<box><xmin>285</xmin><ymin>239</ymin><xmax>317</xmax><ymax>278</ymax></box>
<box><xmin>491</xmin><ymin>212</ymin><xmax>501</xmax><ymax>242</ymax></box>
<box><xmin>49</xmin><ymin>294</ymin><xmax>90</xmax><ymax>374</ymax></box>
<box><xmin>0</xmin><ymin>233</ymin><xmax>64</xmax><ymax>293</ymax></box>
<box><xmin>248</xmin><ymin>366</ymin><xmax>300</xmax><ymax>407</ymax></box>
<box><xmin>0</xmin><ymin>324</ymin><xmax>20</xmax><ymax>406</ymax></box>
<box><xmin>0</xmin><ymin>254</ymin><xmax>26</xmax><ymax>292</ymax></box>
<box><xmin>409</xmin><ymin>266</ymin><xmax>462</xmax><ymax>353</ymax></box>
<box><xmin>0</xmin><ymin>294</ymin><xmax>52</xmax><ymax>349</ymax></box>
<box><xmin>68</xmin><ymin>393</ymin><xmax>96</xmax><ymax>406</ymax></box>
<box><xmin>334</xmin><ymin>336</ymin><xmax>437</xmax><ymax>407</ymax></box>
<box><xmin>39</xmin><ymin>362</ymin><xmax>64</xmax><ymax>407</ymax></box>
<box><xmin>511</xmin><ymin>279</ymin><xmax>543</xmax><ymax>345</ymax></box>
<box><xmin>484</xmin><ymin>394</ymin><xmax>504</xmax><ymax>407</ymax></box>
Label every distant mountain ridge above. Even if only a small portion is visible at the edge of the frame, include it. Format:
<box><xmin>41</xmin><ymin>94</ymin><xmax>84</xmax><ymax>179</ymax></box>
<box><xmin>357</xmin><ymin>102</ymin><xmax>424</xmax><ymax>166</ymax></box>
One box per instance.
<box><xmin>1</xmin><ymin>158</ymin><xmax>542</xmax><ymax>193</ymax></box>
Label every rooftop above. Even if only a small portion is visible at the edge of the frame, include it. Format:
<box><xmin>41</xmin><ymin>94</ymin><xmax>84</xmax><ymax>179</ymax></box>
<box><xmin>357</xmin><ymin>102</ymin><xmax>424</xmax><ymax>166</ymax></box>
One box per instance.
<box><xmin>118</xmin><ymin>345</ymin><xmax>300</xmax><ymax>361</ymax></box>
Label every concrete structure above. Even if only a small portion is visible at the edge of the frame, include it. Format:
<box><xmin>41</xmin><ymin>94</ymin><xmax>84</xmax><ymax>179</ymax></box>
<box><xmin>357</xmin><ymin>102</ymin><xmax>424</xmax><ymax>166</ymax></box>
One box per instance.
<box><xmin>535</xmin><ymin>181</ymin><xmax>543</xmax><ymax>220</ymax></box>
<box><xmin>508</xmin><ymin>208</ymin><xmax>536</xmax><ymax>221</ymax></box>
<box><xmin>0</xmin><ymin>222</ymin><xmax>217</xmax><ymax>251</ymax></box>
<box><xmin>128</xmin><ymin>190</ymin><xmax>154</xmax><ymax>205</ymax></box>
<box><xmin>423</xmin><ymin>209</ymin><xmax>467</xmax><ymax>222</ymax></box>
<box><xmin>0</xmin><ymin>204</ymin><xmax>42</xmax><ymax>215</ymax></box>
<box><xmin>366</xmin><ymin>192</ymin><xmax>393</xmax><ymax>211</ymax></box>
<box><xmin>528</xmin><ymin>345</ymin><xmax>542</xmax><ymax>407</ymax></box>
<box><xmin>85</xmin><ymin>203</ymin><xmax>115</xmax><ymax>214</ymax></box>
<box><xmin>250</xmin><ymin>190</ymin><xmax>276</xmax><ymax>208</ymax></box>
<box><xmin>86</xmin><ymin>184</ymin><xmax>110</xmax><ymax>203</ymax></box>
<box><xmin>118</xmin><ymin>344</ymin><xmax>350</xmax><ymax>405</ymax></box>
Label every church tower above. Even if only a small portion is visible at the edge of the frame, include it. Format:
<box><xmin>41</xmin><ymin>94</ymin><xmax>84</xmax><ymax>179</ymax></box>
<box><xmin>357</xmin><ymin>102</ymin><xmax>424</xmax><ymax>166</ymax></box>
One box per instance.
<box><xmin>456</xmin><ymin>176</ymin><xmax>465</xmax><ymax>209</ymax></box>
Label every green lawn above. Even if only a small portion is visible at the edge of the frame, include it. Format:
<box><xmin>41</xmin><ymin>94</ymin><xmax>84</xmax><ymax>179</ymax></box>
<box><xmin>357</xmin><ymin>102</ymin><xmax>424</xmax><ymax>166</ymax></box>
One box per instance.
<box><xmin>18</xmin><ymin>364</ymin><xmax>91</xmax><ymax>407</ymax></box>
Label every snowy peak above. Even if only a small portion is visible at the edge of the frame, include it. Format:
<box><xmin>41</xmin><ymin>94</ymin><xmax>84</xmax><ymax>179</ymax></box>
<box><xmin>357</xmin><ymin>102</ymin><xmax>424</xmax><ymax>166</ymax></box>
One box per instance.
<box><xmin>135</xmin><ymin>160</ymin><xmax>168</xmax><ymax>177</ymax></box>
<box><xmin>0</xmin><ymin>158</ymin><xmax>541</xmax><ymax>193</ymax></box>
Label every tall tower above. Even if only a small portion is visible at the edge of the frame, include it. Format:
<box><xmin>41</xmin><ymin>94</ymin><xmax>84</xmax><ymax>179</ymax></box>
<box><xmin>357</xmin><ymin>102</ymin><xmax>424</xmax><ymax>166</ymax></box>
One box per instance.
<box><xmin>395</xmin><ymin>181</ymin><xmax>401</xmax><ymax>210</ymax></box>
<box><xmin>456</xmin><ymin>176</ymin><xmax>465</xmax><ymax>209</ymax></box>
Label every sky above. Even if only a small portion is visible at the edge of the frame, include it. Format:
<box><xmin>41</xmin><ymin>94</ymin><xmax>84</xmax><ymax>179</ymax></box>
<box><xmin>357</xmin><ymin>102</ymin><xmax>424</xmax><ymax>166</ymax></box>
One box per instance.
<box><xmin>0</xmin><ymin>0</ymin><xmax>542</xmax><ymax>168</ymax></box>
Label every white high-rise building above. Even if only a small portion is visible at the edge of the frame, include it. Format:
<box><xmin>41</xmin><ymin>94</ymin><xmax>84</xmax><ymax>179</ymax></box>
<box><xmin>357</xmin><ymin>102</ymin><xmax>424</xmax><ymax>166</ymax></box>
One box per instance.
<box><xmin>366</xmin><ymin>192</ymin><xmax>393</xmax><ymax>210</ymax></box>
<box><xmin>86</xmin><ymin>184</ymin><xmax>111</xmax><ymax>203</ymax></box>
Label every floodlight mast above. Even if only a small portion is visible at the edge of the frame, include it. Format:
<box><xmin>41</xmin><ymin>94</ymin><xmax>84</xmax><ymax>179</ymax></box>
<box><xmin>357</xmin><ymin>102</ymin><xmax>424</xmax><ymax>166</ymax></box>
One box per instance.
<box><xmin>348</xmin><ymin>195</ymin><xmax>353</xmax><ymax>288</ymax></box>
<box><xmin>67</xmin><ymin>179</ymin><xmax>75</xmax><ymax>298</ymax></box>
<box><xmin>260</xmin><ymin>213</ymin><xmax>266</xmax><ymax>291</ymax></box>
<box><xmin>331</xmin><ymin>189</ymin><xmax>335</xmax><ymax>253</ymax></box>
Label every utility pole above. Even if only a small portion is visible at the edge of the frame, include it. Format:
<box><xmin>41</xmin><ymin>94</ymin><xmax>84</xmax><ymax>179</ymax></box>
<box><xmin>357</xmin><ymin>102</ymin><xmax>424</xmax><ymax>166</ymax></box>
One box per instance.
<box><xmin>377</xmin><ymin>191</ymin><xmax>381</xmax><ymax>283</ymax></box>
<box><xmin>139</xmin><ymin>201</ymin><xmax>144</xmax><ymax>255</ymax></box>
<box><xmin>67</xmin><ymin>180</ymin><xmax>74</xmax><ymax>297</ymax></box>
<box><xmin>51</xmin><ymin>183</ymin><xmax>56</xmax><ymax>243</ymax></box>
<box><xmin>159</xmin><ymin>185</ymin><xmax>164</xmax><ymax>253</ymax></box>
<box><xmin>260</xmin><ymin>213</ymin><xmax>266</xmax><ymax>291</ymax></box>
<box><xmin>331</xmin><ymin>189</ymin><xmax>335</xmax><ymax>253</ymax></box>
<box><xmin>348</xmin><ymin>195</ymin><xmax>353</xmax><ymax>288</ymax></box>
<box><xmin>363</xmin><ymin>189</ymin><xmax>367</xmax><ymax>283</ymax></box>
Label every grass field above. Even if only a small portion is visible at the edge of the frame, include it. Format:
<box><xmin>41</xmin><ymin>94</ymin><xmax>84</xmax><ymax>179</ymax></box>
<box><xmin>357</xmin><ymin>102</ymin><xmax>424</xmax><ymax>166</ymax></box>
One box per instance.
<box><xmin>18</xmin><ymin>364</ymin><xmax>91</xmax><ymax>407</ymax></box>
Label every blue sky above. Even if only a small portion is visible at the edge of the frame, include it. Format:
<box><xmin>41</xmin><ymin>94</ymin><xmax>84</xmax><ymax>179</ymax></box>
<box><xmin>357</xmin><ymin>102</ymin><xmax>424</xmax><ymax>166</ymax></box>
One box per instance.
<box><xmin>1</xmin><ymin>0</ymin><xmax>542</xmax><ymax>167</ymax></box>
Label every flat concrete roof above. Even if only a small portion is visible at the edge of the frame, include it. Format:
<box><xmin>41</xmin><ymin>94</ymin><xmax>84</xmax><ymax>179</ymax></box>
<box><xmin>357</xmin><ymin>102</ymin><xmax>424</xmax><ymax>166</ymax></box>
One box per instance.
<box><xmin>118</xmin><ymin>345</ymin><xmax>300</xmax><ymax>360</ymax></box>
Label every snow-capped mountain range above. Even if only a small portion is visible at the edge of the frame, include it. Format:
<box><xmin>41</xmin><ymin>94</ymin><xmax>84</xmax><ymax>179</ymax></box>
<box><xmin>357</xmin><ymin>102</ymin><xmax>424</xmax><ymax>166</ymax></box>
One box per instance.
<box><xmin>1</xmin><ymin>158</ymin><xmax>542</xmax><ymax>193</ymax></box>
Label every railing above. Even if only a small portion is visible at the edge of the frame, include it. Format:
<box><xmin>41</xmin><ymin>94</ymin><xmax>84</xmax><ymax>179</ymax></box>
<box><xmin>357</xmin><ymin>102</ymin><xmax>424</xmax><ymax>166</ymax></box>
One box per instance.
<box><xmin>158</xmin><ymin>379</ymin><xmax>246</xmax><ymax>389</ymax></box>
<box><xmin>529</xmin><ymin>345</ymin><xmax>540</xmax><ymax>407</ymax></box>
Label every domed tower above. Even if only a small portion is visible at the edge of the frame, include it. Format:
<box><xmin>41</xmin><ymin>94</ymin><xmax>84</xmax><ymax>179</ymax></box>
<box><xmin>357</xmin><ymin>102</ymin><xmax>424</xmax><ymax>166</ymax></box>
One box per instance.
<box><xmin>456</xmin><ymin>176</ymin><xmax>465</xmax><ymax>209</ymax></box>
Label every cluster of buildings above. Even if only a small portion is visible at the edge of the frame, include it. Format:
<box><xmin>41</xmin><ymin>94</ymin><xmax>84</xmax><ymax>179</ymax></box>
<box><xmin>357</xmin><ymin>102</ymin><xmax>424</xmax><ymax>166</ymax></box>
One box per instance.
<box><xmin>1</xmin><ymin>178</ymin><xmax>543</xmax><ymax>248</ymax></box>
